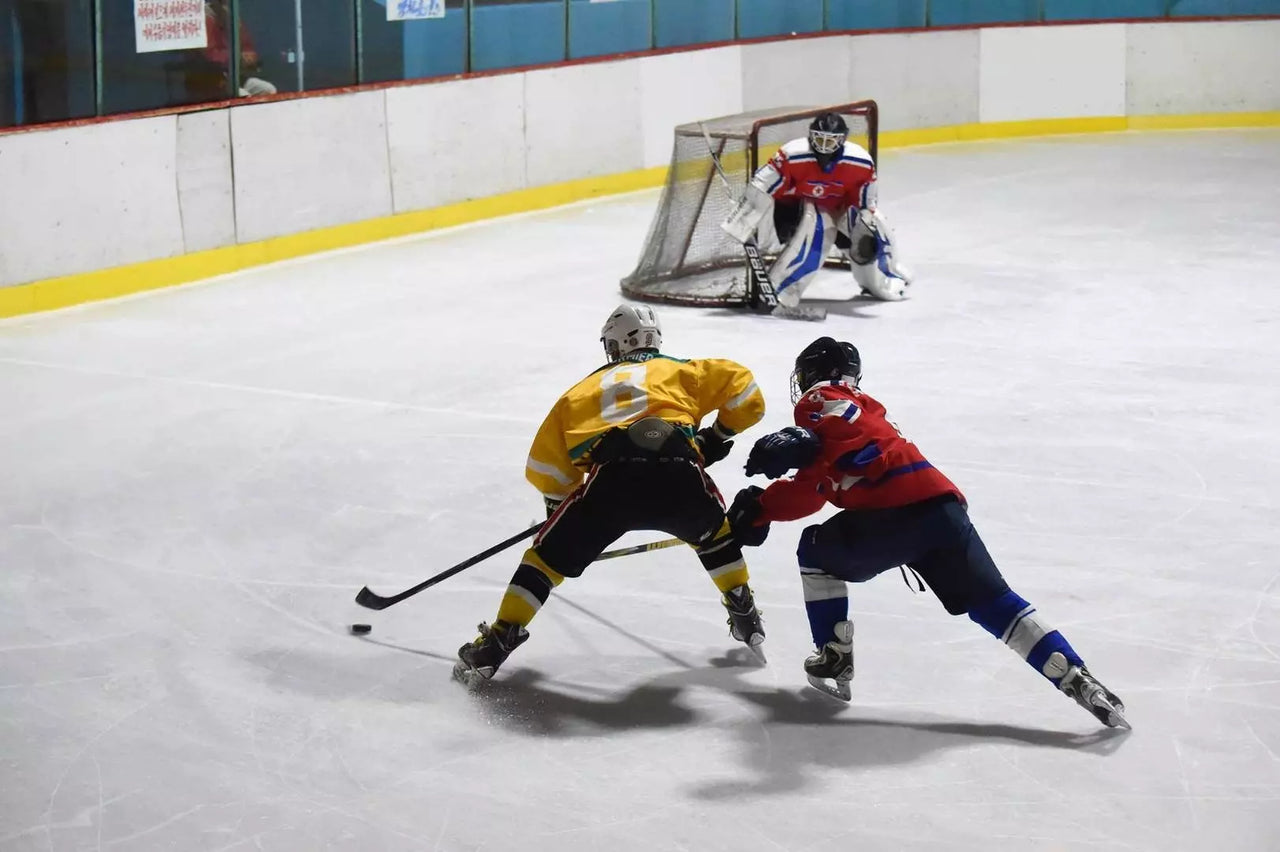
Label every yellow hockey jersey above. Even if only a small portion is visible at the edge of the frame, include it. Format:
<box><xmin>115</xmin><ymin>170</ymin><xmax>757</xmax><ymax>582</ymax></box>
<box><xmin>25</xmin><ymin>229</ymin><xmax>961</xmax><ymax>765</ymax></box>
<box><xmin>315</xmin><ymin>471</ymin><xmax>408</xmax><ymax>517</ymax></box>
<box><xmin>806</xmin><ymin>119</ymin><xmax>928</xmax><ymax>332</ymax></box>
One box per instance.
<box><xmin>525</xmin><ymin>352</ymin><xmax>765</xmax><ymax>498</ymax></box>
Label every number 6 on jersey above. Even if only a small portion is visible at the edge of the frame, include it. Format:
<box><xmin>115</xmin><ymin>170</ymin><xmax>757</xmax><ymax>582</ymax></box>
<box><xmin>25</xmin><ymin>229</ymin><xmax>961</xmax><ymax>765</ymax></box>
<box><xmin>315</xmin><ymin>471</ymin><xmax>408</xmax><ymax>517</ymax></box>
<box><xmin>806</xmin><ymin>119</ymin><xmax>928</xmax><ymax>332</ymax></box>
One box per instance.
<box><xmin>599</xmin><ymin>364</ymin><xmax>648</xmax><ymax>423</ymax></box>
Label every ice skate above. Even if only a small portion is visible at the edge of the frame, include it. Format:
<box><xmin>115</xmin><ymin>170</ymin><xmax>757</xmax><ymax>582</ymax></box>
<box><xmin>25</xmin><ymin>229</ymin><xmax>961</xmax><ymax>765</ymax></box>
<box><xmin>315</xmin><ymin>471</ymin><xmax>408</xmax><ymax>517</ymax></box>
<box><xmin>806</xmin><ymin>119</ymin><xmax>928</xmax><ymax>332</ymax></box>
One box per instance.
<box><xmin>722</xmin><ymin>584</ymin><xmax>766</xmax><ymax>662</ymax></box>
<box><xmin>453</xmin><ymin>620</ymin><xmax>529</xmax><ymax>686</ymax></box>
<box><xmin>1059</xmin><ymin>663</ymin><xmax>1129</xmax><ymax>729</ymax></box>
<box><xmin>804</xmin><ymin>620</ymin><xmax>854</xmax><ymax>701</ymax></box>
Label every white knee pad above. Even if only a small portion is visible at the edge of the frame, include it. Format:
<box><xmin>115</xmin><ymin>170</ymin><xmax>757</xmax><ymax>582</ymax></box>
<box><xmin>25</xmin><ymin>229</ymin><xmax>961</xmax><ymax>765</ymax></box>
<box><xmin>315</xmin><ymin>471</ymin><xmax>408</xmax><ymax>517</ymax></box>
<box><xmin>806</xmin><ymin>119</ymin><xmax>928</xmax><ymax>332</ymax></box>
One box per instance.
<box><xmin>848</xmin><ymin>208</ymin><xmax>911</xmax><ymax>302</ymax></box>
<box><xmin>770</xmin><ymin>202</ymin><xmax>837</xmax><ymax>307</ymax></box>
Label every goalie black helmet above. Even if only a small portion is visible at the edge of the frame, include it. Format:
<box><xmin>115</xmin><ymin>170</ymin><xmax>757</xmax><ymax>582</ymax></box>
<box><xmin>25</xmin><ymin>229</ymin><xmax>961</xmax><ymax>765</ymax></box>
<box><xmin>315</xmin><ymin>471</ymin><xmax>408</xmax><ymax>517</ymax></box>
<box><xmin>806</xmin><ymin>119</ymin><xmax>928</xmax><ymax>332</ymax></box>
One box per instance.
<box><xmin>791</xmin><ymin>336</ymin><xmax>862</xmax><ymax>403</ymax></box>
<box><xmin>808</xmin><ymin>112</ymin><xmax>848</xmax><ymax>170</ymax></box>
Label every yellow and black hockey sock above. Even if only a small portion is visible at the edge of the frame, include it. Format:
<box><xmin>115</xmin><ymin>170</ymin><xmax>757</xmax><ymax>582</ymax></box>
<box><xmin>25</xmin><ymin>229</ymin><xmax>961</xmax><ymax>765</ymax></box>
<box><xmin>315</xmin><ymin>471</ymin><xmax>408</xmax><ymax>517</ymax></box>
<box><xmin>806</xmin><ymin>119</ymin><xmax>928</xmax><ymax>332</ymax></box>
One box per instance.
<box><xmin>694</xmin><ymin>518</ymin><xmax>750</xmax><ymax>593</ymax></box>
<box><xmin>495</xmin><ymin>548</ymin><xmax>566</xmax><ymax>627</ymax></box>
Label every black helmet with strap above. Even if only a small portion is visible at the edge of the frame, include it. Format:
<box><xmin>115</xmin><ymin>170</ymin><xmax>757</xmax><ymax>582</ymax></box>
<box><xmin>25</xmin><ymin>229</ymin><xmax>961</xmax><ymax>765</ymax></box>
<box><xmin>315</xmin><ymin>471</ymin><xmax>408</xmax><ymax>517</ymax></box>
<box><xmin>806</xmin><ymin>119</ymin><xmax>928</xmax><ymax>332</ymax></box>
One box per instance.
<box><xmin>790</xmin><ymin>336</ymin><xmax>862</xmax><ymax>403</ymax></box>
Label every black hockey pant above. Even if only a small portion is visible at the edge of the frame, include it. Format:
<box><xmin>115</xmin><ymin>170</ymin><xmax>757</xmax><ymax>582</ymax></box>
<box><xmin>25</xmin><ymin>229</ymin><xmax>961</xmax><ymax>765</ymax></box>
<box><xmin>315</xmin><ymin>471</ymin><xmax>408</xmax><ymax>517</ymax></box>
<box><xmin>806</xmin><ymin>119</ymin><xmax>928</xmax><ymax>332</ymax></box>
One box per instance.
<box><xmin>493</xmin><ymin>459</ymin><xmax>749</xmax><ymax>628</ymax></box>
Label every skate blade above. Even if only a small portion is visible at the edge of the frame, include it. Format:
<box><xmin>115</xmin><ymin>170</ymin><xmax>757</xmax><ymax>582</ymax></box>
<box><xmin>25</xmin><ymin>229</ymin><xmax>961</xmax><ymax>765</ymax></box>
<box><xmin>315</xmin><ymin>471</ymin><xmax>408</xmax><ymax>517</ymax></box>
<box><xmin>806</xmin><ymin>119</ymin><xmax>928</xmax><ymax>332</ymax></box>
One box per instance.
<box><xmin>451</xmin><ymin>660</ymin><xmax>493</xmax><ymax>689</ymax></box>
<box><xmin>746</xmin><ymin>640</ymin><xmax>767</xmax><ymax>665</ymax></box>
<box><xmin>806</xmin><ymin>674</ymin><xmax>852</xmax><ymax>702</ymax></box>
<box><xmin>1105</xmin><ymin>704</ymin><xmax>1131</xmax><ymax>730</ymax></box>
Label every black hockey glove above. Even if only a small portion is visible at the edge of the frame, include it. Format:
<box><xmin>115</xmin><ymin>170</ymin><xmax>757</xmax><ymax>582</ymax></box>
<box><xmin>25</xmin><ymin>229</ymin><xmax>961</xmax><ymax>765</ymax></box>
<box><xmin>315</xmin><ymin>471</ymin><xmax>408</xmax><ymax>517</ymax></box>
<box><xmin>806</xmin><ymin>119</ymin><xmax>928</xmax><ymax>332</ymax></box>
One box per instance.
<box><xmin>544</xmin><ymin>496</ymin><xmax>564</xmax><ymax>519</ymax></box>
<box><xmin>694</xmin><ymin>425</ymin><xmax>733</xmax><ymax>467</ymax></box>
<box><xmin>727</xmin><ymin>486</ymin><xmax>770</xmax><ymax>547</ymax></box>
<box><xmin>745</xmin><ymin>426</ymin><xmax>821</xmax><ymax>479</ymax></box>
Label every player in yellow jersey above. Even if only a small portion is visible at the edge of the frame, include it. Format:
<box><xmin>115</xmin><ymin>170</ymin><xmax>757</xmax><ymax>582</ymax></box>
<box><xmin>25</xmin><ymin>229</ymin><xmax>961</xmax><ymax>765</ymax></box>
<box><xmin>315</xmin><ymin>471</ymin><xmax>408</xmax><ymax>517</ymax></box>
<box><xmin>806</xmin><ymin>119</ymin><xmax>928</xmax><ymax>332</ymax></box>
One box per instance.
<box><xmin>454</xmin><ymin>304</ymin><xmax>768</xmax><ymax>683</ymax></box>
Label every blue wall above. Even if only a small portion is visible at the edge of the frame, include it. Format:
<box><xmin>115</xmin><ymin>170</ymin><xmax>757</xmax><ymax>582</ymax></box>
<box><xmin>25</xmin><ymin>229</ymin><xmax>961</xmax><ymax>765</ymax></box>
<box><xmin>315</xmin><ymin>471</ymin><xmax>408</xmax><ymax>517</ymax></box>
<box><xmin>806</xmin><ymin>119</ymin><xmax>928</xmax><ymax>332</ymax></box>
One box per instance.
<box><xmin>653</xmin><ymin>0</ymin><xmax>734</xmax><ymax>48</ymax></box>
<box><xmin>403</xmin><ymin>14</ymin><xmax>467</xmax><ymax>79</ymax></box>
<box><xmin>928</xmin><ymin>0</ymin><xmax>1041</xmax><ymax>26</ymax></box>
<box><xmin>471</xmin><ymin>3</ymin><xmax>566</xmax><ymax>72</ymax></box>
<box><xmin>1043</xmin><ymin>0</ymin><xmax>1167</xmax><ymax>20</ymax></box>
<box><xmin>570</xmin><ymin>0</ymin><xmax>650</xmax><ymax>59</ymax></box>
<box><xmin>1170</xmin><ymin>0</ymin><xmax>1280</xmax><ymax>13</ymax></box>
<box><xmin>736</xmin><ymin>0</ymin><xmax>823</xmax><ymax>38</ymax></box>
<box><xmin>828</xmin><ymin>0</ymin><xmax>929</xmax><ymax>29</ymax></box>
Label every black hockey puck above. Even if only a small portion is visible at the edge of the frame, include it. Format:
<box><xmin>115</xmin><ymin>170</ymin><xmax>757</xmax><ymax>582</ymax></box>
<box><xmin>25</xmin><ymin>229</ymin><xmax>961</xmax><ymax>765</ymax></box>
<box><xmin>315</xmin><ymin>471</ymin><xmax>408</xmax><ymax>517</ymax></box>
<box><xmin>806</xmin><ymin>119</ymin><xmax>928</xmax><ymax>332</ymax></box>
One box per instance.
<box><xmin>349</xmin><ymin>623</ymin><xmax>372</xmax><ymax>635</ymax></box>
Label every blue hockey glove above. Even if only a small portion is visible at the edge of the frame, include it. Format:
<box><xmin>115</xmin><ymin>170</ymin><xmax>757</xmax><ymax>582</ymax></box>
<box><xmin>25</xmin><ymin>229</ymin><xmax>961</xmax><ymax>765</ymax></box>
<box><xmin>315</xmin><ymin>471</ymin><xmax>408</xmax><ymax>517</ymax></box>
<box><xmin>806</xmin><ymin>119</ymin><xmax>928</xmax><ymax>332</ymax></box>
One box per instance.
<box><xmin>745</xmin><ymin>426</ymin><xmax>821</xmax><ymax>479</ymax></box>
<box><xmin>727</xmin><ymin>486</ymin><xmax>770</xmax><ymax>547</ymax></box>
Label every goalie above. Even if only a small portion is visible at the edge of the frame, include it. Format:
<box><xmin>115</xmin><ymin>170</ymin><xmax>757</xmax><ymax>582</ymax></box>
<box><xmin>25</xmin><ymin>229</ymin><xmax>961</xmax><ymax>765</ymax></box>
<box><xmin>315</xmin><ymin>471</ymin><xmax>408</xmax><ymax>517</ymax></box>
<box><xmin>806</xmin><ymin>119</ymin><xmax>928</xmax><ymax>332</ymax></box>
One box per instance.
<box><xmin>721</xmin><ymin>112</ymin><xmax>911</xmax><ymax>307</ymax></box>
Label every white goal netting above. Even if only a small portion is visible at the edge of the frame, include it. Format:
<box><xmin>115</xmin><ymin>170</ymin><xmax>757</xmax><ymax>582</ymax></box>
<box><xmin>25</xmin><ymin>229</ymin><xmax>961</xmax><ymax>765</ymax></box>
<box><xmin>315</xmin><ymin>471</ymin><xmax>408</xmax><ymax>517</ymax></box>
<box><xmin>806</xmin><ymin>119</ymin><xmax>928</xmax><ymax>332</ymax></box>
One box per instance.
<box><xmin>621</xmin><ymin>101</ymin><xmax>878</xmax><ymax>307</ymax></box>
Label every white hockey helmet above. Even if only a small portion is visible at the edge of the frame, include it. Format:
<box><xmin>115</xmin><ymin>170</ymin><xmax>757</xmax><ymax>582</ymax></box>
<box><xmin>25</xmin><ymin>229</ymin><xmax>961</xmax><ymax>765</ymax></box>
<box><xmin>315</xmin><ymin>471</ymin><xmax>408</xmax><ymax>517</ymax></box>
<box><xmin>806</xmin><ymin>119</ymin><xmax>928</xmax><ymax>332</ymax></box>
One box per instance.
<box><xmin>601</xmin><ymin>303</ymin><xmax>662</xmax><ymax>362</ymax></box>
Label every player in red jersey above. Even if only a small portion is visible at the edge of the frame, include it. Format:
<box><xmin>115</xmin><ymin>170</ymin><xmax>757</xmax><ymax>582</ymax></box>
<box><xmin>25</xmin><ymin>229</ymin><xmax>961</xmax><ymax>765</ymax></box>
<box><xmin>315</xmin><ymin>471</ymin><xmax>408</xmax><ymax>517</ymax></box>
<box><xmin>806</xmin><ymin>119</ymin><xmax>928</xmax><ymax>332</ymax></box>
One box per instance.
<box><xmin>726</xmin><ymin>337</ymin><xmax>1128</xmax><ymax>728</ymax></box>
<box><xmin>721</xmin><ymin>113</ymin><xmax>911</xmax><ymax>307</ymax></box>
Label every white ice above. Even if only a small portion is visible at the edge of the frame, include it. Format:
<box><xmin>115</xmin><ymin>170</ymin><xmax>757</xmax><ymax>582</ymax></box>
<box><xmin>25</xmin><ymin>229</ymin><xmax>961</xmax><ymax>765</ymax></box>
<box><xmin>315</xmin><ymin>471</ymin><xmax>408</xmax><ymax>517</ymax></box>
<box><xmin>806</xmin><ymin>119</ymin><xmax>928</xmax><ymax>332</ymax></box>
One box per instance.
<box><xmin>2</xmin><ymin>129</ymin><xmax>1279</xmax><ymax>851</ymax></box>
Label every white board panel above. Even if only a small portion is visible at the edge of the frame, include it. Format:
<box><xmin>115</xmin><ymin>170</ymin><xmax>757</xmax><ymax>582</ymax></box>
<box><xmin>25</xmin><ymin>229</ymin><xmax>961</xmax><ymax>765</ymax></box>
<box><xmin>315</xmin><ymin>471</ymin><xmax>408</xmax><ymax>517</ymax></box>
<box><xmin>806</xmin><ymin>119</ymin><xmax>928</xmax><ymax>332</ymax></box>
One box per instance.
<box><xmin>1127</xmin><ymin>21</ymin><xmax>1280</xmax><ymax>115</ymax></box>
<box><xmin>741</xmin><ymin>36</ymin><xmax>852</xmax><ymax>113</ymax></box>
<box><xmin>980</xmin><ymin>24</ymin><xmax>1126</xmax><ymax>122</ymax></box>
<box><xmin>0</xmin><ymin>117</ymin><xmax>184</xmax><ymax>287</ymax></box>
<box><xmin>524</xmin><ymin>61</ymin><xmax>644</xmax><ymax>186</ymax></box>
<box><xmin>176</xmin><ymin>110</ymin><xmax>235</xmax><ymax>253</ymax></box>
<box><xmin>230</xmin><ymin>91</ymin><xmax>393</xmax><ymax>244</ymax></box>
<box><xmin>386</xmin><ymin>74</ymin><xmax>526</xmax><ymax>213</ymax></box>
<box><xmin>638</xmin><ymin>46</ymin><xmax>744</xmax><ymax>169</ymax></box>
<box><xmin>848</xmin><ymin>30</ymin><xmax>980</xmax><ymax>131</ymax></box>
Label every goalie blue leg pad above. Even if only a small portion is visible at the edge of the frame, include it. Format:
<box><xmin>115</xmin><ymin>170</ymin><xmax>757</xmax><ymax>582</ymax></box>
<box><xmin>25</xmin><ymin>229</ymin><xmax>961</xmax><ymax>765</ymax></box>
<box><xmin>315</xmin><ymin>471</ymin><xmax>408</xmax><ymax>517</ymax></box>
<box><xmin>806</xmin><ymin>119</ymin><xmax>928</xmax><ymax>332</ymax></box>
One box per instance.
<box><xmin>969</xmin><ymin>590</ymin><xmax>1085</xmax><ymax>685</ymax></box>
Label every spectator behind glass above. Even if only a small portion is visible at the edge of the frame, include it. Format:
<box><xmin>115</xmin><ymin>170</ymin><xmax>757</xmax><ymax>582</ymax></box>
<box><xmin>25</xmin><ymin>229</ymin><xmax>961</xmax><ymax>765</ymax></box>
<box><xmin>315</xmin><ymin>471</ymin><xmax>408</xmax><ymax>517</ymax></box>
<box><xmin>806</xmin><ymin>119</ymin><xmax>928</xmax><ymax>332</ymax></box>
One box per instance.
<box><xmin>184</xmin><ymin>0</ymin><xmax>276</xmax><ymax>102</ymax></box>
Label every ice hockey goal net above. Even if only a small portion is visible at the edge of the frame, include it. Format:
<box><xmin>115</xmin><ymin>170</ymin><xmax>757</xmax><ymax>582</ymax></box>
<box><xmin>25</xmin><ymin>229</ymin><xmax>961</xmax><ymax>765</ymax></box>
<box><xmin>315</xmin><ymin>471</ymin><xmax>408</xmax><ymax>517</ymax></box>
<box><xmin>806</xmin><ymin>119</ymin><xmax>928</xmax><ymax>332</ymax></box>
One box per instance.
<box><xmin>621</xmin><ymin>101</ymin><xmax>878</xmax><ymax>307</ymax></box>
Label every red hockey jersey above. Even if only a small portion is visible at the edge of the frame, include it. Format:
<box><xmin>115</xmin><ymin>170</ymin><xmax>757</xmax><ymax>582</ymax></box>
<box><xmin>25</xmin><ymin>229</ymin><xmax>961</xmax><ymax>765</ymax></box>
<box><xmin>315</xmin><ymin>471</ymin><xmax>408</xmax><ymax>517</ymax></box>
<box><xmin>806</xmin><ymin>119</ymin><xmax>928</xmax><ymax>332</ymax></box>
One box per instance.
<box><xmin>757</xmin><ymin>381</ymin><xmax>963</xmax><ymax>522</ymax></box>
<box><xmin>757</xmin><ymin>138</ymin><xmax>877</xmax><ymax>214</ymax></box>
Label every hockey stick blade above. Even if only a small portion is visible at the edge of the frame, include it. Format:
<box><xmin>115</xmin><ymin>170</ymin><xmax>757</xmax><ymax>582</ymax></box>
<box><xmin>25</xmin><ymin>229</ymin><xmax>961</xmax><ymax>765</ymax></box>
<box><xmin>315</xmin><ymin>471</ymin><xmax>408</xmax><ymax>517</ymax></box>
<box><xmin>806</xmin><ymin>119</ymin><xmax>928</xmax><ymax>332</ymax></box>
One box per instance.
<box><xmin>771</xmin><ymin>305</ymin><xmax>827</xmax><ymax>322</ymax></box>
<box><xmin>355</xmin><ymin>523</ymin><xmax>542</xmax><ymax>611</ymax></box>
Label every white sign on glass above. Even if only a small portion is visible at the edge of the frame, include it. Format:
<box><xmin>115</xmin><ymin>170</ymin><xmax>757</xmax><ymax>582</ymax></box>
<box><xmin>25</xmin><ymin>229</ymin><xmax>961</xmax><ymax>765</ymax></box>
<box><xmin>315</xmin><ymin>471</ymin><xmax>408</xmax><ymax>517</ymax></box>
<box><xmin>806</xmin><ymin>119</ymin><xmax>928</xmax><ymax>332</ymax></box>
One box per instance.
<box><xmin>388</xmin><ymin>0</ymin><xmax>445</xmax><ymax>21</ymax></box>
<box><xmin>135</xmin><ymin>0</ymin><xmax>208</xmax><ymax>53</ymax></box>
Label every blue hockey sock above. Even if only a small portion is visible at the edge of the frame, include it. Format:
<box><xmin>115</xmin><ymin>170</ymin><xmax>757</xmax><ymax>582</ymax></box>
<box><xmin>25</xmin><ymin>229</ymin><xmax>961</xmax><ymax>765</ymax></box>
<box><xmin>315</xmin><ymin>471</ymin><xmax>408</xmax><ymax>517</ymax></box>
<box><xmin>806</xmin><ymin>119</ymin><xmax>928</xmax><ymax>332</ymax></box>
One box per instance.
<box><xmin>801</xmin><ymin>570</ymin><xmax>848</xmax><ymax>648</ymax></box>
<box><xmin>968</xmin><ymin>590</ymin><xmax>1084</xmax><ymax>685</ymax></box>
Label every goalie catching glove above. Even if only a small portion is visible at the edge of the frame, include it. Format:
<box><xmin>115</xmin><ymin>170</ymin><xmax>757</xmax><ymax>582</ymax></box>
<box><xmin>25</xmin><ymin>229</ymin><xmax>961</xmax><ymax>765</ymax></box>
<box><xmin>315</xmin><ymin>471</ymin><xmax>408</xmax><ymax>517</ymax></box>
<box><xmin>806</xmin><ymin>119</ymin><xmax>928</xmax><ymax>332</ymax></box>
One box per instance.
<box><xmin>745</xmin><ymin>426</ymin><xmax>821</xmax><ymax>479</ymax></box>
<box><xmin>727</xmin><ymin>486</ymin><xmax>770</xmax><ymax>547</ymax></box>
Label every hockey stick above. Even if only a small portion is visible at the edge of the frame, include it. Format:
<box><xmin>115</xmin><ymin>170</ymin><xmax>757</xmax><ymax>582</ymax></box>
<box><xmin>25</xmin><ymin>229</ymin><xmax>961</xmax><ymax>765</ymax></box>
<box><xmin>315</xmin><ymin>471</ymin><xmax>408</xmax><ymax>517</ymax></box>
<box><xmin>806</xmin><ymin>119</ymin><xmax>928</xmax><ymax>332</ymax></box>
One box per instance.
<box><xmin>355</xmin><ymin>530</ymin><xmax>683</xmax><ymax>611</ymax></box>
<box><xmin>598</xmin><ymin>537</ymin><xmax>683</xmax><ymax>561</ymax></box>
<box><xmin>354</xmin><ymin>523</ymin><xmax>542</xmax><ymax>611</ymax></box>
<box><xmin>697</xmin><ymin>123</ymin><xmax>779</xmax><ymax>314</ymax></box>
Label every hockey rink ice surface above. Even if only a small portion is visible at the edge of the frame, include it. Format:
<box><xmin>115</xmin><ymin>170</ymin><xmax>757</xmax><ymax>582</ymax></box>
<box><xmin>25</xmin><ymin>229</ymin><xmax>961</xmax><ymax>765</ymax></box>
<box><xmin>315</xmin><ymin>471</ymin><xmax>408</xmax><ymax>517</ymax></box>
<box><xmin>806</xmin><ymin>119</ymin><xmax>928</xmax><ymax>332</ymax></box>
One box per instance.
<box><xmin>3</xmin><ymin>128</ymin><xmax>1280</xmax><ymax>851</ymax></box>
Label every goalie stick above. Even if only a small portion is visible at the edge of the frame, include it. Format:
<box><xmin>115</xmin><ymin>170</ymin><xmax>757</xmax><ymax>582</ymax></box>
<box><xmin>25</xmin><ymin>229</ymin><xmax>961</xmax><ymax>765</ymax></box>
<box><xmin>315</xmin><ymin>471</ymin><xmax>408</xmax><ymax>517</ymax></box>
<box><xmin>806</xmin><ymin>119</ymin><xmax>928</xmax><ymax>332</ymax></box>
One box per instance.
<box><xmin>697</xmin><ymin>123</ymin><xmax>826</xmax><ymax>322</ymax></box>
<box><xmin>355</xmin><ymin>530</ymin><xmax>685</xmax><ymax>611</ymax></box>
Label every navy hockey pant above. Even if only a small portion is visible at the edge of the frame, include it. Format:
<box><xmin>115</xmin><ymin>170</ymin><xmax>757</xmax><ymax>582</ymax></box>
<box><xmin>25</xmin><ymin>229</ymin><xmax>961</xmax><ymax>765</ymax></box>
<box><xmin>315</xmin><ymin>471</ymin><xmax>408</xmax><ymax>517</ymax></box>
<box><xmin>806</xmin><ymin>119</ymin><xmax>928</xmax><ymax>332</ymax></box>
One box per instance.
<box><xmin>797</xmin><ymin>495</ymin><xmax>1009</xmax><ymax>616</ymax></box>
